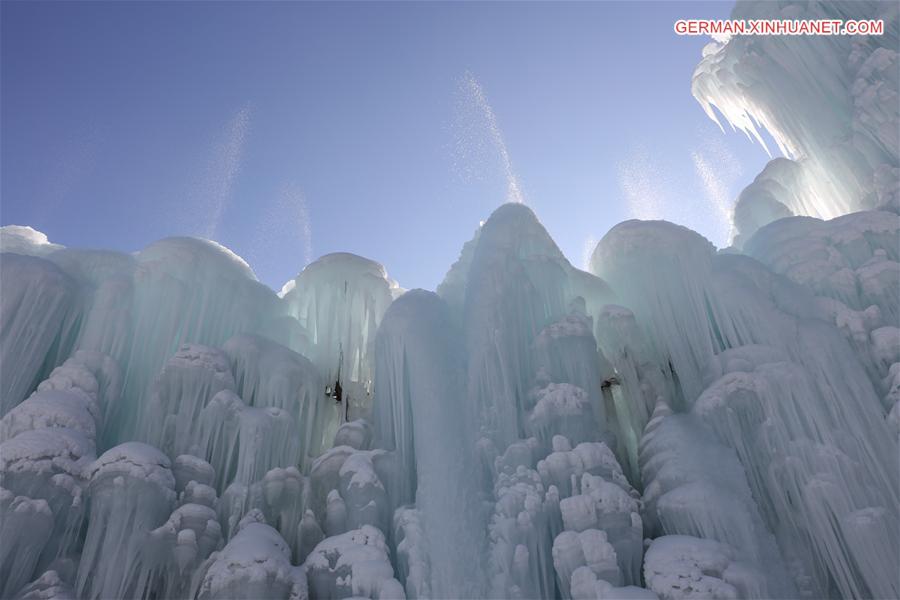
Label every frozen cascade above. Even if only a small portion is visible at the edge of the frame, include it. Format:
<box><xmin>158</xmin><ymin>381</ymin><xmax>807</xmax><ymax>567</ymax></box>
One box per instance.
<box><xmin>46</xmin><ymin>249</ymin><xmax>138</xmax><ymax>367</ymax></box>
<box><xmin>75</xmin><ymin>442</ymin><xmax>177</xmax><ymax>599</ymax></box>
<box><xmin>223</xmin><ymin>333</ymin><xmax>330</xmax><ymax>462</ymax></box>
<box><xmin>146</xmin><ymin>467</ymin><xmax>223</xmax><ymax>600</ymax></box>
<box><xmin>372</xmin><ymin>289</ymin><xmax>488</xmax><ymax>598</ymax></box>
<box><xmin>595</xmin><ymin>304</ymin><xmax>667</xmax><ymax>483</ymax></box>
<box><xmin>0</xmin><ymin>491</ymin><xmax>54</xmax><ymax>598</ymax></box>
<box><xmin>693</xmin><ymin>357</ymin><xmax>898</xmax><ymax>598</ymax></box>
<box><xmin>0</xmin><ymin>346</ymin><xmax>114</xmax><ymax>593</ymax></box>
<box><xmin>590</xmin><ymin>220</ymin><xmax>720</xmax><ymax>404</ymax></box>
<box><xmin>640</xmin><ymin>407</ymin><xmax>794</xmax><ymax>598</ymax></box>
<box><xmin>531</xmin><ymin>307</ymin><xmax>614</xmax><ymax>445</ymax></box>
<box><xmin>0</xmin><ymin>254</ymin><xmax>80</xmax><ymax>414</ymax></box>
<box><xmin>37</xmin><ymin>350</ymin><xmax>124</xmax><ymax>449</ymax></box>
<box><xmin>2</xmin><ymin>11</ymin><xmax>899</xmax><ymax>590</ymax></box>
<box><xmin>282</xmin><ymin>252</ymin><xmax>399</xmax><ymax>418</ymax></box>
<box><xmin>0</xmin><ymin>236</ymin><xmax>286</xmax><ymax>447</ymax></box>
<box><xmin>461</xmin><ymin>203</ymin><xmax>615</xmax><ymax>451</ymax></box>
<box><xmin>118</xmin><ymin>238</ymin><xmax>282</xmax><ymax>441</ymax></box>
<box><xmin>592</xmin><ymin>218</ymin><xmax>898</xmax><ymax>597</ymax></box>
<box><xmin>742</xmin><ymin>210</ymin><xmax>900</xmax><ymax>400</ymax></box>
<box><xmin>0</xmin><ymin>426</ymin><xmax>94</xmax><ymax>592</ymax></box>
<box><xmin>140</xmin><ymin>344</ymin><xmax>236</xmax><ymax>458</ymax></box>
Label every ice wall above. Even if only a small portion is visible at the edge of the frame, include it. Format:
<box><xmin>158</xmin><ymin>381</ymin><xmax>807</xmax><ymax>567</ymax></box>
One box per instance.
<box><xmin>3</xmin><ymin>196</ymin><xmax>898</xmax><ymax>598</ymax></box>
<box><xmin>2</xmin><ymin>4</ymin><xmax>899</xmax><ymax>592</ymax></box>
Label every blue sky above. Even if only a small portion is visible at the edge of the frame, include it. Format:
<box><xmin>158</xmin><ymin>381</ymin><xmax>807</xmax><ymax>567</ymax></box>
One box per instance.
<box><xmin>1</xmin><ymin>1</ymin><xmax>777</xmax><ymax>291</ymax></box>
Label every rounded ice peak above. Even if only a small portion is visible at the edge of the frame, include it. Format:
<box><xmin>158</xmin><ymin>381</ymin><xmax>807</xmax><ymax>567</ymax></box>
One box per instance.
<box><xmin>591</xmin><ymin>219</ymin><xmax>715</xmax><ymax>274</ymax></box>
<box><xmin>303</xmin><ymin>252</ymin><xmax>389</xmax><ymax>279</ymax></box>
<box><xmin>377</xmin><ymin>289</ymin><xmax>451</xmax><ymax>338</ymax></box>
<box><xmin>137</xmin><ymin>236</ymin><xmax>258</xmax><ymax>282</ymax></box>
<box><xmin>285</xmin><ymin>251</ymin><xmax>401</xmax><ymax>302</ymax></box>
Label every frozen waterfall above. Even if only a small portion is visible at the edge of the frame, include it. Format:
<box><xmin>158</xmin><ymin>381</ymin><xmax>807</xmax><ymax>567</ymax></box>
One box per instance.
<box><xmin>1</xmin><ymin>1</ymin><xmax>898</xmax><ymax>598</ymax></box>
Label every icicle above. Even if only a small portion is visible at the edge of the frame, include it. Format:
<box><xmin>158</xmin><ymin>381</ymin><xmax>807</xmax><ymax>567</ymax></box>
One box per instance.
<box><xmin>281</xmin><ymin>252</ymin><xmax>398</xmax><ymax>415</ymax></box>
<box><xmin>76</xmin><ymin>442</ymin><xmax>176</xmax><ymax>600</ymax></box>
<box><xmin>140</xmin><ymin>344</ymin><xmax>235</xmax><ymax>459</ymax></box>
<box><xmin>223</xmin><ymin>333</ymin><xmax>327</xmax><ymax>463</ymax></box>
<box><xmin>0</xmin><ymin>254</ymin><xmax>80</xmax><ymax>414</ymax></box>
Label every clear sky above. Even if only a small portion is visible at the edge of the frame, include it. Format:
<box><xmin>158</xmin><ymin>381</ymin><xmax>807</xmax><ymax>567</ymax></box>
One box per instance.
<box><xmin>1</xmin><ymin>1</ymin><xmax>777</xmax><ymax>291</ymax></box>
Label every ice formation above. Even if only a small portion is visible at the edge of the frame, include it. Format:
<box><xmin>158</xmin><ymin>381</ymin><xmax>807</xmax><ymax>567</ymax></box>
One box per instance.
<box><xmin>694</xmin><ymin>0</ymin><xmax>899</xmax><ymax>239</ymax></box>
<box><xmin>1</xmin><ymin>1</ymin><xmax>898</xmax><ymax>597</ymax></box>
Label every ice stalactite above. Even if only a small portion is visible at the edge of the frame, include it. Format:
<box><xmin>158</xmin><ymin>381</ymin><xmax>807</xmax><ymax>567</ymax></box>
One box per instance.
<box><xmin>595</xmin><ymin>304</ymin><xmax>667</xmax><ymax>485</ymax></box>
<box><xmin>0</xmin><ymin>426</ymin><xmax>93</xmax><ymax>591</ymax></box>
<box><xmin>590</xmin><ymin>216</ymin><xmax>898</xmax><ymax>597</ymax></box>
<box><xmin>119</xmin><ymin>237</ymin><xmax>282</xmax><ymax>442</ymax></box>
<box><xmin>487</xmin><ymin>460</ymin><xmax>560</xmax><ymax>599</ymax></box>
<box><xmin>527</xmin><ymin>383</ymin><xmax>600</xmax><ymax>453</ymax></box>
<box><xmin>694</xmin><ymin>356</ymin><xmax>898</xmax><ymax>599</ymax></box>
<box><xmin>223</xmin><ymin>333</ymin><xmax>329</xmax><ymax>462</ymax></box>
<box><xmin>146</xmin><ymin>460</ymin><xmax>223</xmax><ymax>600</ymax></box>
<box><xmin>37</xmin><ymin>350</ymin><xmax>123</xmax><ymax>450</ymax></box>
<box><xmin>463</xmin><ymin>203</ymin><xmax>583</xmax><ymax>447</ymax></box>
<box><xmin>640</xmin><ymin>407</ymin><xmax>794</xmax><ymax>598</ymax></box>
<box><xmin>531</xmin><ymin>307</ymin><xmax>614</xmax><ymax>446</ymax></box>
<box><xmin>282</xmin><ymin>252</ymin><xmax>399</xmax><ymax>418</ymax></box>
<box><xmin>591</xmin><ymin>220</ymin><xmax>720</xmax><ymax>404</ymax></box>
<box><xmin>76</xmin><ymin>442</ymin><xmax>177</xmax><ymax>599</ymax></box>
<box><xmin>0</xmin><ymin>490</ymin><xmax>54</xmax><ymax>598</ymax></box>
<box><xmin>141</xmin><ymin>344</ymin><xmax>236</xmax><ymax>458</ymax></box>
<box><xmin>231</xmin><ymin>407</ymin><xmax>300</xmax><ymax>492</ymax></box>
<box><xmin>0</xmin><ymin>235</ymin><xmax>287</xmax><ymax>449</ymax></box>
<box><xmin>216</xmin><ymin>465</ymin><xmax>310</xmax><ymax>557</ymax></box>
<box><xmin>546</xmin><ymin>439</ymin><xmax>643</xmax><ymax>590</ymax></box>
<box><xmin>743</xmin><ymin>209</ymin><xmax>900</xmax><ymax>406</ymax></box>
<box><xmin>372</xmin><ymin>289</ymin><xmax>488</xmax><ymax>598</ymax></box>
<box><xmin>47</xmin><ymin>249</ymin><xmax>138</xmax><ymax>365</ymax></box>
<box><xmin>393</xmin><ymin>506</ymin><xmax>430</xmax><ymax>599</ymax></box>
<box><xmin>692</xmin><ymin>1</ymin><xmax>899</xmax><ymax>227</ymax></box>
<box><xmin>0</xmin><ymin>254</ymin><xmax>80</xmax><ymax>414</ymax></box>
<box><xmin>303</xmin><ymin>440</ymin><xmax>401</xmax><ymax>594</ymax></box>
<box><xmin>0</xmin><ymin>347</ymin><xmax>118</xmax><ymax>595</ymax></box>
